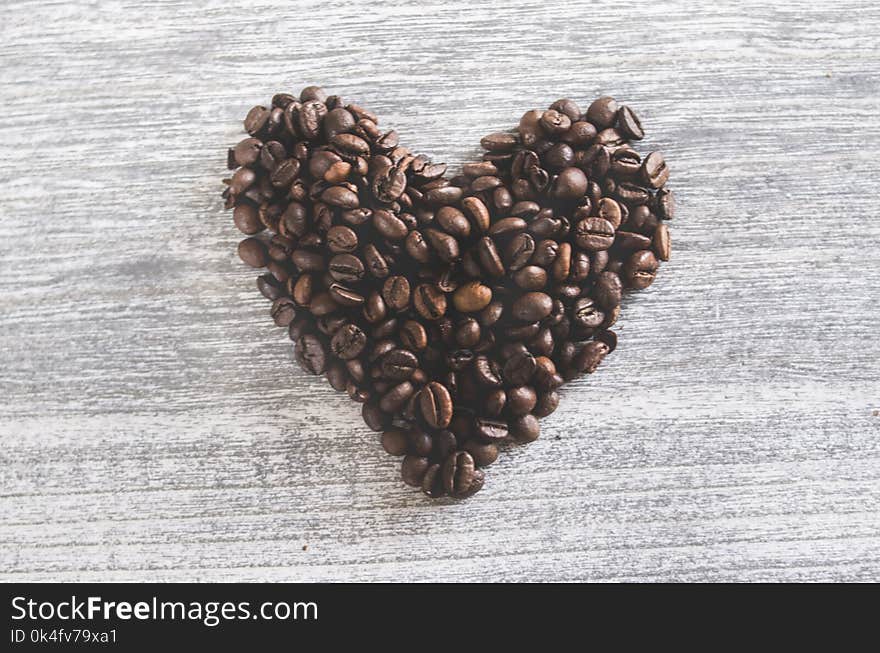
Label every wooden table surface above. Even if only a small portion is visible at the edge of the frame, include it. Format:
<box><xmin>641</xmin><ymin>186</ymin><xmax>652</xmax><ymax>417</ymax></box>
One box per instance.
<box><xmin>1</xmin><ymin>0</ymin><xmax>878</xmax><ymax>582</ymax></box>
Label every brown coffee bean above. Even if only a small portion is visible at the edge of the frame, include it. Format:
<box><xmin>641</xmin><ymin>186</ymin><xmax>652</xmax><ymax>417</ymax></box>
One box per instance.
<box><xmin>654</xmin><ymin>223</ymin><xmax>671</xmax><ymax>261</ymax></box>
<box><xmin>413</xmin><ymin>283</ymin><xmax>447</xmax><ymax>320</ymax></box>
<box><xmin>574</xmin><ymin>217</ymin><xmax>615</xmax><ymax>251</ymax></box>
<box><xmin>381</xmin><ymin>429</ymin><xmax>408</xmax><ymax>456</ymax></box>
<box><xmin>420</xmin><ymin>381</ymin><xmax>453</xmax><ymax>429</ymax></box>
<box><xmin>238</xmin><ymin>237</ymin><xmax>267</xmax><ymax>267</ymax></box>
<box><xmin>382</xmin><ymin>275</ymin><xmax>411</xmax><ymax>312</ymax></box>
<box><xmin>512</xmin><ymin>292</ymin><xmax>553</xmax><ymax>322</ymax></box>
<box><xmin>453</xmin><ymin>281</ymin><xmax>493</xmax><ymax>313</ymax></box>
<box><xmin>624</xmin><ymin>250</ymin><xmax>659</xmax><ymax>289</ymax></box>
<box><xmin>442</xmin><ymin>451</ymin><xmax>476</xmax><ymax>496</ymax></box>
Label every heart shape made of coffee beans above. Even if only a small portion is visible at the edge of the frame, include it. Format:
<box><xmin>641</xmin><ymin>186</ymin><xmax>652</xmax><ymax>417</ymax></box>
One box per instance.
<box><xmin>223</xmin><ymin>86</ymin><xmax>674</xmax><ymax>499</ymax></box>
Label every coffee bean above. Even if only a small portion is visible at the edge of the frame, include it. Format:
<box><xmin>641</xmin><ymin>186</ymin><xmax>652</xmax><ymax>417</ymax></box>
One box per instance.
<box><xmin>233</xmin><ymin>204</ymin><xmax>263</xmax><ymax>235</ymax></box>
<box><xmin>452</xmin><ymin>281</ymin><xmax>492</xmax><ymax>313</ymax></box>
<box><xmin>382</xmin><ymin>275</ymin><xmax>411</xmax><ymax>312</ymax></box>
<box><xmin>379</xmin><ymin>381</ymin><xmax>414</xmax><ymax>414</ymax></box>
<box><xmin>401</xmin><ymin>455</ymin><xmax>429</xmax><ymax>487</ymax></box>
<box><xmin>574</xmin><ymin>340</ymin><xmax>609</xmax><ymax>374</ymax></box>
<box><xmin>474</xmin><ymin>355</ymin><xmax>503</xmax><ymax>387</ymax></box>
<box><xmin>624</xmin><ymin>250</ymin><xmax>659</xmax><ymax>289</ymax></box>
<box><xmin>238</xmin><ymin>237</ymin><xmax>267</xmax><ymax>267</ymax></box>
<box><xmin>330</xmin><ymin>323</ymin><xmax>366</xmax><ymax>360</ymax></box>
<box><xmin>400</xmin><ymin>320</ymin><xmax>428</xmax><ymax>351</ymax></box>
<box><xmin>572</xmin><ymin>297</ymin><xmax>605</xmax><ymax>328</ymax></box>
<box><xmin>595</xmin><ymin>272</ymin><xmax>624</xmax><ymax>311</ymax></box>
<box><xmin>381</xmin><ymin>429</ymin><xmax>408</xmax><ymax>456</ymax></box>
<box><xmin>295</xmin><ymin>333</ymin><xmax>327</xmax><ymax>375</ymax></box>
<box><xmin>474</xmin><ymin>417</ymin><xmax>508</xmax><ymax>442</ymax></box>
<box><xmin>413</xmin><ymin>283</ymin><xmax>447</xmax><ymax>321</ymax></box>
<box><xmin>503</xmin><ymin>350</ymin><xmax>537</xmax><ymax>386</ymax></box>
<box><xmin>507</xmin><ymin>386</ymin><xmax>537</xmax><ymax>416</ymax></box>
<box><xmin>512</xmin><ymin>292</ymin><xmax>553</xmax><ymax>322</ymax></box>
<box><xmin>244</xmin><ymin>105</ymin><xmax>270</xmax><ymax>135</ymax></box>
<box><xmin>513</xmin><ymin>265</ymin><xmax>548</xmax><ymax>290</ymax></box>
<box><xmin>509</xmin><ymin>414</ymin><xmax>540</xmax><ymax>442</ymax></box>
<box><xmin>420</xmin><ymin>381</ymin><xmax>453</xmax><ymax>429</ymax></box>
<box><xmin>653</xmin><ymin>223</ymin><xmax>671</xmax><ymax>261</ymax></box>
<box><xmin>642</xmin><ymin>151</ymin><xmax>669</xmax><ymax>189</ymax></box>
<box><xmin>617</xmin><ymin>106</ymin><xmax>644</xmax><ymax>140</ymax></box>
<box><xmin>442</xmin><ymin>451</ymin><xmax>476</xmax><ymax>496</ymax></box>
<box><xmin>270</xmin><ymin>297</ymin><xmax>297</xmax><ymax>326</ymax></box>
<box><xmin>655</xmin><ymin>188</ymin><xmax>675</xmax><ymax>220</ymax></box>
<box><xmin>481</xmin><ymin>132</ymin><xmax>519</xmax><ymax>151</ymax></box>
<box><xmin>551</xmin><ymin>167</ymin><xmax>588</xmax><ymax>200</ymax></box>
<box><xmin>329</xmin><ymin>253</ymin><xmax>364</xmax><ymax>283</ymax></box>
<box><xmin>574</xmin><ymin>217</ymin><xmax>615</xmax><ymax>252</ymax></box>
<box><xmin>421</xmin><ymin>463</ymin><xmax>445</xmax><ymax>498</ymax></box>
<box><xmin>381</xmin><ymin>349</ymin><xmax>419</xmax><ymax>380</ymax></box>
<box><xmin>533</xmin><ymin>390</ymin><xmax>559</xmax><ymax>417</ymax></box>
<box><xmin>540</xmin><ymin>109</ymin><xmax>571</xmax><ymax>134</ymax></box>
<box><xmin>586</xmin><ymin>96</ymin><xmax>618</xmax><ymax>129</ymax></box>
<box><xmin>463</xmin><ymin>440</ymin><xmax>499</xmax><ymax>467</ymax></box>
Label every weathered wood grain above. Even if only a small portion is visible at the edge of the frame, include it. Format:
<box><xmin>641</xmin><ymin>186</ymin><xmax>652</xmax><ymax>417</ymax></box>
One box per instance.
<box><xmin>1</xmin><ymin>0</ymin><xmax>879</xmax><ymax>582</ymax></box>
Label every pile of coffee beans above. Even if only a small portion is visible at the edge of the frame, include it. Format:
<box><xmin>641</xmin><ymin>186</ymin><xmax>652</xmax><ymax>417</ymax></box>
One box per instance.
<box><xmin>223</xmin><ymin>86</ymin><xmax>673</xmax><ymax>499</ymax></box>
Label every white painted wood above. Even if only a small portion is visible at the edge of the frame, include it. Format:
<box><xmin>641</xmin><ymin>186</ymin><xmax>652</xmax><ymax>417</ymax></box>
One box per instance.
<box><xmin>1</xmin><ymin>0</ymin><xmax>879</xmax><ymax>582</ymax></box>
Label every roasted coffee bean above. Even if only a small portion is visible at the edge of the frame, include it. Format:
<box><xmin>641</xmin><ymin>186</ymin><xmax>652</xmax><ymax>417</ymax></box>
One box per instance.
<box><xmin>513</xmin><ymin>265</ymin><xmax>548</xmax><ymax>290</ymax></box>
<box><xmin>453</xmin><ymin>281</ymin><xmax>492</xmax><ymax>313</ymax></box>
<box><xmin>400</xmin><ymin>320</ymin><xmax>428</xmax><ymax>351</ymax></box>
<box><xmin>424</xmin><ymin>228</ymin><xmax>460</xmax><ymax>262</ymax></box>
<box><xmin>481</xmin><ymin>132</ymin><xmax>519</xmax><ymax>151</ymax></box>
<box><xmin>238</xmin><ymin>237</ymin><xmax>267</xmax><ymax>267</ymax></box>
<box><xmin>328</xmin><ymin>253</ymin><xmax>364</xmax><ymax>283</ymax></box>
<box><xmin>512</xmin><ymin>292</ymin><xmax>553</xmax><ymax>322</ymax></box>
<box><xmin>295</xmin><ymin>333</ymin><xmax>327</xmax><ymax>375</ymax></box>
<box><xmin>421</xmin><ymin>463</ymin><xmax>445</xmax><ymax>498</ymax></box>
<box><xmin>533</xmin><ymin>390</ymin><xmax>560</xmax><ymax>417</ymax></box>
<box><xmin>382</xmin><ymin>275</ymin><xmax>411</xmax><ymax>312</ymax></box>
<box><xmin>233</xmin><ymin>204</ymin><xmax>263</xmax><ymax>235</ymax></box>
<box><xmin>413</xmin><ymin>283</ymin><xmax>447</xmax><ymax>320</ymax></box>
<box><xmin>379</xmin><ymin>381</ymin><xmax>415</xmax><ymax>414</ymax></box>
<box><xmin>328</xmin><ymin>283</ymin><xmax>364</xmax><ymax>307</ymax></box>
<box><xmin>401</xmin><ymin>455</ymin><xmax>429</xmax><ymax>487</ymax></box>
<box><xmin>540</xmin><ymin>109</ymin><xmax>571</xmax><ymax>134</ymax></box>
<box><xmin>593</xmin><ymin>271</ymin><xmax>623</xmax><ymax>311</ymax></box>
<box><xmin>572</xmin><ymin>297</ymin><xmax>605</xmax><ymax>328</ymax></box>
<box><xmin>381</xmin><ymin>429</ymin><xmax>408</xmax><ymax>456</ymax></box>
<box><xmin>653</xmin><ymin>223</ymin><xmax>671</xmax><ymax>261</ymax></box>
<box><xmin>624</xmin><ymin>250</ymin><xmax>659</xmax><ymax>289</ymax></box>
<box><xmin>616</xmin><ymin>230</ymin><xmax>653</xmax><ymax>250</ymax></box>
<box><xmin>586</xmin><ymin>96</ymin><xmax>618</xmax><ymax>129</ymax></box>
<box><xmin>509</xmin><ymin>414</ymin><xmax>540</xmax><ymax>442</ymax></box>
<box><xmin>474</xmin><ymin>355</ymin><xmax>503</xmax><ymax>387</ymax></box>
<box><xmin>655</xmin><ymin>188</ymin><xmax>675</xmax><ymax>220</ymax></box>
<box><xmin>642</xmin><ymin>151</ymin><xmax>669</xmax><ymax>189</ymax></box>
<box><xmin>507</xmin><ymin>386</ymin><xmax>537</xmax><ymax>416</ymax></box>
<box><xmin>617</xmin><ymin>106</ymin><xmax>644</xmax><ymax>140</ymax></box>
<box><xmin>574</xmin><ymin>340</ymin><xmax>609</xmax><ymax>374</ymax></box>
<box><xmin>270</xmin><ymin>297</ymin><xmax>297</xmax><ymax>326</ymax></box>
<box><xmin>574</xmin><ymin>217</ymin><xmax>615</xmax><ymax>252</ymax></box>
<box><xmin>477</xmin><ymin>237</ymin><xmax>505</xmax><ymax>277</ymax></box>
<box><xmin>329</xmin><ymin>323</ymin><xmax>367</xmax><ymax>360</ymax></box>
<box><xmin>474</xmin><ymin>417</ymin><xmax>508</xmax><ymax>442</ymax></box>
<box><xmin>362</xmin><ymin>244</ymin><xmax>390</xmax><ymax>279</ymax></box>
<box><xmin>442</xmin><ymin>451</ymin><xmax>476</xmax><ymax>496</ymax></box>
<box><xmin>550</xmin><ymin>167</ymin><xmax>588</xmax><ymax>200</ymax></box>
<box><xmin>381</xmin><ymin>349</ymin><xmax>419</xmax><ymax>380</ymax></box>
<box><xmin>420</xmin><ymin>381</ymin><xmax>453</xmax><ymax>429</ymax></box>
<box><xmin>503</xmin><ymin>350</ymin><xmax>537</xmax><ymax>386</ymax></box>
<box><xmin>463</xmin><ymin>440</ymin><xmax>499</xmax><ymax>467</ymax></box>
